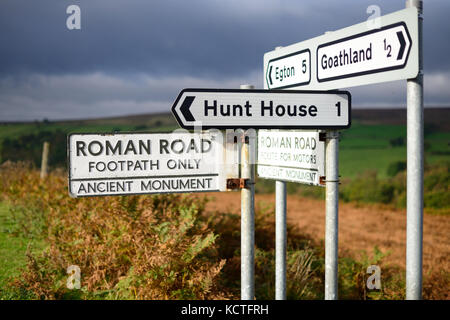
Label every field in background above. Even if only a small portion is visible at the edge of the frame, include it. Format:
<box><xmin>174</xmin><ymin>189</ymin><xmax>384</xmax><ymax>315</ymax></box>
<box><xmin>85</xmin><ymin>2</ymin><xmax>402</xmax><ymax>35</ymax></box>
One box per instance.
<box><xmin>0</xmin><ymin>108</ymin><xmax>448</xmax><ymax>299</ymax></box>
<box><xmin>345</xmin><ymin>108</ymin><xmax>448</xmax><ymax>178</ymax></box>
<box><xmin>0</xmin><ymin>108</ymin><xmax>449</xmax><ymax>178</ymax></box>
<box><xmin>1</xmin><ymin>108</ymin><xmax>448</xmax><ymax>212</ymax></box>
<box><xmin>0</xmin><ymin>164</ymin><xmax>448</xmax><ymax>300</ymax></box>
<box><xmin>0</xmin><ymin>112</ymin><xmax>177</xmax><ymax>140</ymax></box>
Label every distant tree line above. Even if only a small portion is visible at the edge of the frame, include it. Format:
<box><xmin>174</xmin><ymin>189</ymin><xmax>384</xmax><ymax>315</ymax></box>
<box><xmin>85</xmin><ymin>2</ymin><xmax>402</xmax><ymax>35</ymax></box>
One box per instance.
<box><xmin>0</xmin><ymin>130</ymin><xmax>67</xmax><ymax>168</ymax></box>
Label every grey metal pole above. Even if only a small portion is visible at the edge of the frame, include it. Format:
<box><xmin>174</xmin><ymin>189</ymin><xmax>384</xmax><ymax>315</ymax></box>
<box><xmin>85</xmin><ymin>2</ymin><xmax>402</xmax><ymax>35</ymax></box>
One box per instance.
<box><xmin>240</xmin><ymin>84</ymin><xmax>255</xmax><ymax>300</ymax></box>
<box><xmin>325</xmin><ymin>130</ymin><xmax>339</xmax><ymax>300</ymax></box>
<box><xmin>271</xmin><ymin>45</ymin><xmax>288</xmax><ymax>301</ymax></box>
<box><xmin>40</xmin><ymin>141</ymin><xmax>50</xmax><ymax>179</ymax></box>
<box><xmin>406</xmin><ymin>0</ymin><xmax>423</xmax><ymax>300</ymax></box>
<box><xmin>275</xmin><ymin>180</ymin><xmax>287</xmax><ymax>300</ymax></box>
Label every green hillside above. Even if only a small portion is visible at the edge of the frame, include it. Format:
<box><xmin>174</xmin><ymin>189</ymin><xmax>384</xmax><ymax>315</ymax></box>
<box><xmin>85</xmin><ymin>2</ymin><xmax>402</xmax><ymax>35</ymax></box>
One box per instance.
<box><xmin>340</xmin><ymin>122</ymin><xmax>449</xmax><ymax>178</ymax></box>
<box><xmin>1</xmin><ymin>110</ymin><xmax>448</xmax><ymax>179</ymax></box>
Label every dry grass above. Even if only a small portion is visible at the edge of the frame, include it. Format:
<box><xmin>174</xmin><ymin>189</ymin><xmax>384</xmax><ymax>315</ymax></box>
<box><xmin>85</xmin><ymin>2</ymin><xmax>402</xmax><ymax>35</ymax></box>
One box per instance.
<box><xmin>0</xmin><ymin>162</ymin><xmax>227</xmax><ymax>299</ymax></box>
<box><xmin>1</xmin><ymin>162</ymin><xmax>447</xmax><ymax>300</ymax></box>
<box><xmin>0</xmin><ymin>162</ymin><xmax>322</xmax><ymax>300</ymax></box>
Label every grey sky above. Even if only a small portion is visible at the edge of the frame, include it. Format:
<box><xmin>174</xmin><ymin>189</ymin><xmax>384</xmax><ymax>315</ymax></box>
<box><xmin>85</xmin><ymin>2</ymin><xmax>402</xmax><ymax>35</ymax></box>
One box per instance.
<box><xmin>0</xmin><ymin>0</ymin><xmax>449</xmax><ymax>121</ymax></box>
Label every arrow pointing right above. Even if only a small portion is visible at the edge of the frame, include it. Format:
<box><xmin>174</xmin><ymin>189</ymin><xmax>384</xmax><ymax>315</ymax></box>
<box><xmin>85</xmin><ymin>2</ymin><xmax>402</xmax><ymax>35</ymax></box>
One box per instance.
<box><xmin>396</xmin><ymin>31</ymin><xmax>406</xmax><ymax>60</ymax></box>
<box><xmin>180</xmin><ymin>96</ymin><xmax>195</xmax><ymax>122</ymax></box>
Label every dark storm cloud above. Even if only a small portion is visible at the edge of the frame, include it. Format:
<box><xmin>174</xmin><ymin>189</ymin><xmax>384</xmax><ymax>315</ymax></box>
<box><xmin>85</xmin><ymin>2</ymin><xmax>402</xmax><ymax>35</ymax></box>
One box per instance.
<box><xmin>1</xmin><ymin>0</ymin><xmax>448</xmax><ymax>78</ymax></box>
<box><xmin>0</xmin><ymin>0</ymin><xmax>449</xmax><ymax>121</ymax></box>
<box><xmin>0</xmin><ymin>0</ymin><xmax>276</xmax><ymax>77</ymax></box>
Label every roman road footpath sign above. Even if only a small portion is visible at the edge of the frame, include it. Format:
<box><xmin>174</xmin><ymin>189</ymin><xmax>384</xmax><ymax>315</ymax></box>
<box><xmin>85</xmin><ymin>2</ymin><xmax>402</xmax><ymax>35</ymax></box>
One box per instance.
<box><xmin>171</xmin><ymin>88</ymin><xmax>351</xmax><ymax>129</ymax></box>
<box><xmin>257</xmin><ymin>130</ymin><xmax>325</xmax><ymax>186</ymax></box>
<box><xmin>68</xmin><ymin>131</ymin><xmax>237</xmax><ymax>197</ymax></box>
<box><xmin>264</xmin><ymin>7</ymin><xmax>418</xmax><ymax>90</ymax></box>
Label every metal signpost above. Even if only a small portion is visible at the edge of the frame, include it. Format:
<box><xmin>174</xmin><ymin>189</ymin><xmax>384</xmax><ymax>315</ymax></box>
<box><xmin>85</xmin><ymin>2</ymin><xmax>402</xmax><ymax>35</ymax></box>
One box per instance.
<box><xmin>406</xmin><ymin>0</ymin><xmax>423</xmax><ymax>300</ymax></box>
<box><xmin>274</xmin><ymin>179</ymin><xmax>286</xmax><ymax>300</ymax></box>
<box><xmin>240</xmin><ymin>133</ymin><xmax>255</xmax><ymax>300</ymax></box>
<box><xmin>272</xmin><ymin>47</ymin><xmax>289</xmax><ymax>301</ymax></box>
<box><xmin>172</xmin><ymin>87</ymin><xmax>350</xmax><ymax>299</ymax></box>
<box><xmin>264</xmin><ymin>4</ymin><xmax>421</xmax><ymax>300</ymax></box>
<box><xmin>324</xmin><ymin>130</ymin><xmax>339</xmax><ymax>300</ymax></box>
<box><xmin>171</xmin><ymin>89</ymin><xmax>351</xmax><ymax>130</ymax></box>
<box><xmin>67</xmin><ymin>3</ymin><xmax>423</xmax><ymax>302</ymax></box>
<box><xmin>257</xmin><ymin>130</ymin><xmax>325</xmax><ymax>299</ymax></box>
<box><xmin>239</xmin><ymin>84</ymin><xmax>256</xmax><ymax>300</ymax></box>
<box><xmin>68</xmin><ymin>132</ymin><xmax>237</xmax><ymax>197</ymax></box>
<box><xmin>264</xmin><ymin>7</ymin><xmax>418</xmax><ymax>90</ymax></box>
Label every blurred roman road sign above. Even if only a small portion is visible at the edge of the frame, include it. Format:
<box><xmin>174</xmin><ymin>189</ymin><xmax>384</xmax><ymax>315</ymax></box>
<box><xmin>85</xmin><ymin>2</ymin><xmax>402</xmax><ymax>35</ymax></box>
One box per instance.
<box><xmin>67</xmin><ymin>132</ymin><xmax>237</xmax><ymax>197</ymax></box>
<box><xmin>257</xmin><ymin>130</ymin><xmax>325</xmax><ymax>186</ymax></box>
<box><xmin>264</xmin><ymin>7</ymin><xmax>418</xmax><ymax>90</ymax></box>
<box><xmin>171</xmin><ymin>88</ymin><xmax>351</xmax><ymax>130</ymax></box>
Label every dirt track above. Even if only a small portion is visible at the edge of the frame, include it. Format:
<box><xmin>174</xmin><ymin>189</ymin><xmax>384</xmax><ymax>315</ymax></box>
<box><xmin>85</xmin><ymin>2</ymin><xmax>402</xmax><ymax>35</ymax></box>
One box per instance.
<box><xmin>199</xmin><ymin>192</ymin><xmax>450</xmax><ymax>277</ymax></box>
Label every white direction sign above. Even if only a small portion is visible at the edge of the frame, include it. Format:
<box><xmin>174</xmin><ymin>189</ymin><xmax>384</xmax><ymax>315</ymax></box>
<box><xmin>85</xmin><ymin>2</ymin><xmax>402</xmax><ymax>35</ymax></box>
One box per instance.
<box><xmin>68</xmin><ymin>132</ymin><xmax>236</xmax><ymax>197</ymax></box>
<box><xmin>266</xmin><ymin>49</ymin><xmax>311</xmax><ymax>89</ymax></box>
<box><xmin>257</xmin><ymin>130</ymin><xmax>325</xmax><ymax>186</ymax></box>
<box><xmin>264</xmin><ymin>7</ymin><xmax>418</xmax><ymax>90</ymax></box>
<box><xmin>317</xmin><ymin>22</ymin><xmax>411</xmax><ymax>82</ymax></box>
<box><xmin>171</xmin><ymin>88</ymin><xmax>351</xmax><ymax>129</ymax></box>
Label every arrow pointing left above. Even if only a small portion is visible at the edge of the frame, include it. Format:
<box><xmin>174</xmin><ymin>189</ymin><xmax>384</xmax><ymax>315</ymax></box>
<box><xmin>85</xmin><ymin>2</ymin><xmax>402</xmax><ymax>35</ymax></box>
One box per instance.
<box><xmin>171</xmin><ymin>88</ymin><xmax>351</xmax><ymax>130</ymax></box>
<box><xmin>268</xmin><ymin>65</ymin><xmax>273</xmax><ymax>86</ymax></box>
<box><xmin>265</xmin><ymin>50</ymin><xmax>311</xmax><ymax>89</ymax></box>
<box><xmin>180</xmin><ymin>96</ymin><xmax>195</xmax><ymax>121</ymax></box>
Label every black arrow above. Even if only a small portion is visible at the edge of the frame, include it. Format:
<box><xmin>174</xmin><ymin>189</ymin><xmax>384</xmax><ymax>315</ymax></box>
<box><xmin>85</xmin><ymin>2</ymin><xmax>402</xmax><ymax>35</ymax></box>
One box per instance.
<box><xmin>180</xmin><ymin>96</ymin><xmax>195</xmax><ymax>121</ymax></box>
<box><xmin>396</xmin><ymin>31</ymin><xmax>406</xmax><ymax>60</ymax></box>
<box><xmin>268</xmin><ymin>65</ymin><xmax>273</xmax><ymax>86</ymax></box>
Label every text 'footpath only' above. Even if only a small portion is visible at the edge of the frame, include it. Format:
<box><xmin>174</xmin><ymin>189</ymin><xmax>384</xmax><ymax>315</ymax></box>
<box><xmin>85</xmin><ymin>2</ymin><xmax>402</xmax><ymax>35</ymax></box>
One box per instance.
<box><xmin>264</xmin><ymin>7</ymin><xmax>418</xmax><ymax>90</ymax></box>
<box><xmin>171</xmin><ymin>89</ymin><xmax>351</xmax><ymax>129</ymax></box>
<box><xmin>68</xmin><ymin>132</ymin><xmax>237</xmax><ymax>197</ymax></box>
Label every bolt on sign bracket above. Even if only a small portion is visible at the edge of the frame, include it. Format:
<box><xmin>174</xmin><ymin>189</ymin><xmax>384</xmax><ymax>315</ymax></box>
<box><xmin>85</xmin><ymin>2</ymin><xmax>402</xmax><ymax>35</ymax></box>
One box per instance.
<box><xmin>320</xmin><ymin>176</ymin><xmax>326</xmax><ymax>185</ymax></box>
<box><xmin>320</xmin><ymin>176</ymin><xmax>342</xmax><ymax>185</ymax></box>
<box><xmin>227</xmin><ymin>178</ymin><xmax>253</xmax><ymax>189</ymax></box>
<box><xmin>319</xmin><ymin>132</ymin><xmax>327</xmax><ymax>142</ymax></box>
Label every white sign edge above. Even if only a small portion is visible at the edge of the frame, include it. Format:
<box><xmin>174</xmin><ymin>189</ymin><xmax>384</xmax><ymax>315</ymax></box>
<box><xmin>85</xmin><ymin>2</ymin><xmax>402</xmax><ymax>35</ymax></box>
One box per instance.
<box><xmin>256</xmin><ymin>129</ymin><xmax>325</xmax><ymax>187</ymax></box>
<box><xmin>67</xmin><ymin>131</ymin><xmax>238</xmax><ymax>198</ymax></box>
<box><xmin>263</xmin><ymin>7</ymin><xmax>419</xmax><ymax>90</ymax></box>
